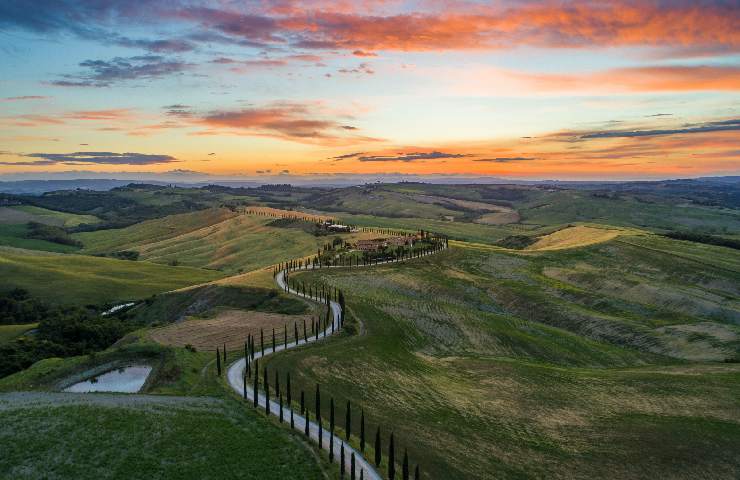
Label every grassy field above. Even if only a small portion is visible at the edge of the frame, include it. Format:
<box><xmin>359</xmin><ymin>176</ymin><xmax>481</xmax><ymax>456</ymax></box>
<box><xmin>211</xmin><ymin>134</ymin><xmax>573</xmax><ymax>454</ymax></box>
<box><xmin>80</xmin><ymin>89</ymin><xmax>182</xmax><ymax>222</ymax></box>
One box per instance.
<box><xmin>0</xmin><ymin>246</ymin><xmax>221</xmax><ymax>305</ymax></box>
<box><xmin>524</xmin><ymin>225</ymin><xmax>628</xmax><ymax>250</ymax></box>
<box><xmin>76</xmin><ymin>208</ymin><xmax>350</xmax><ymax>274</ymax></box>
<box><xmin>0</xmin><ymin>393</ymin><xmax>328</xmax><ymax>480</ymax></box>
<box><xmin>260</xmin><ymin>236</ymin><xmax>740</xmax><ymax>479</ymax></box>
<box><xmin>0</xmin><ymin>205</ymin><xmax>99</xmax><ymax>227</ymax></box>
<box><xmin>0</xmin><ymin>224</ymin><xmax>80</xmax><ymax>253</ymax></box>
<box><xmin>311</xmin><ymin>184</ymin><xmax>740</xmax><ymax>240</ymax></box>
<box><xmin>149</xmin><ymin>309</ymin><xmax>316</xmax><ymax>351</ymax></box>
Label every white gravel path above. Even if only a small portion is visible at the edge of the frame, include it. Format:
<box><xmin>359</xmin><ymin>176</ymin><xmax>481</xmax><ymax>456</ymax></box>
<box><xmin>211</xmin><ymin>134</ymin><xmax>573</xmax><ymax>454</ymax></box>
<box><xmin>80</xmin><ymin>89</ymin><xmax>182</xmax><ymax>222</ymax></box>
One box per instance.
<box><xmin>226</xmin><ymin>245</ymin><xmax>446</xmax><ymax>480</ymax></box>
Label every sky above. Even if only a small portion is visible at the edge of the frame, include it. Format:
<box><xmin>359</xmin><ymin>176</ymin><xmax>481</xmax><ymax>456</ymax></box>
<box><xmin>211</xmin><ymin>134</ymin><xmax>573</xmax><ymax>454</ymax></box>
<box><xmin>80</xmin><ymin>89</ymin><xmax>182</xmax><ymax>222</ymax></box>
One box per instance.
<box><xmin>0</xmin><ymin>0</ymin><xmax>739</xmax><ymax>181</ymax></box>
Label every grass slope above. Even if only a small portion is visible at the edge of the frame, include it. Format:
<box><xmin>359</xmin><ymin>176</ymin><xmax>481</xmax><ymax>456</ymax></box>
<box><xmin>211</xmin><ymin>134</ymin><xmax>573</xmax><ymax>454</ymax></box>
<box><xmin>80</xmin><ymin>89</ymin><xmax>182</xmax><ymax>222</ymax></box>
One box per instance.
<box><xmin>0</xmin><ymin>393</ymin><xmax>326</xmax><ymax>480</ymax></box>
<box><xmin>262</xmin><ymin>237</ymin><xmax>740</xmax><ymax>479</ymax></box>
<box><xmin>76</xmin><ymin>208</ymin><xmax>337</xmax><ymax>274</ymax></box>
<box><xmin>0</xmin><ymin>206</ymin><xmax>99</xmax><ymax>227</ymax></box>
<box><xmin>0</xmin><ymin>224</ymin><xmax>80</xmax><ymax>253</ymax></box>
<box><xmin>0</xmin><ymin>246</ymin><xmax>221</xmax><ymax>305</ymax></box>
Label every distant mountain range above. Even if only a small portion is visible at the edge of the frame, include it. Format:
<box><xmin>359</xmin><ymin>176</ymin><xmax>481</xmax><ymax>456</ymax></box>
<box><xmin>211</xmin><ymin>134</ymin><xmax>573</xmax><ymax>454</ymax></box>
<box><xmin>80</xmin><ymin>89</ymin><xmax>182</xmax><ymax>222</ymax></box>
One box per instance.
<box><xmin>0</xmin><ymin>174</ymin><xmax>738</xmax><ymax>195</ymax></box>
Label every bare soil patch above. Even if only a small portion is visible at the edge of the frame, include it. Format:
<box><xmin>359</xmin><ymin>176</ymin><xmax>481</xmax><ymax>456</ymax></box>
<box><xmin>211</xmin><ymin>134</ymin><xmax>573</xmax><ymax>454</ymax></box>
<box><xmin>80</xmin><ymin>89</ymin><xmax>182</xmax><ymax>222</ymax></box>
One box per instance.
<box><xmin>149</xmin><ymin>309</ymin><xmax>314</xmax><ymax>351</ymax></box>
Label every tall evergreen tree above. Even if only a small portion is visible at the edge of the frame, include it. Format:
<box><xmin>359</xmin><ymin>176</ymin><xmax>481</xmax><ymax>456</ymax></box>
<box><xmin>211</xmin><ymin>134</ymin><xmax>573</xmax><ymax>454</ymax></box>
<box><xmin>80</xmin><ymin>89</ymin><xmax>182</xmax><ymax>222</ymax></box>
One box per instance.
<box><xmin>223</xmin><ymin>342</ymin><xmax>226</xmax><ymax>363</ymax></box>
<box><xmin>242</xmin><ymin>371</ymin><xmax>247</xmax><ymax>400</ymax></box>
<box><xmin>253</xmin><ymin>359</ymin><xmax>259</xmax><ymax>407</ymax></box>
<box><xmin>351</xmin><ymin>452</ymin><xmax>356</xmax><ymax>480</ymax></box>
<box><xmin>303</xmin><ymin>318</ymin><xmax>308</xmax><ymax>342</ymax></box>
<box><xmin>272</xmin><ymin>328</ymin><xmax>276</xmax><ymax>353</ymax></box>
<box><xmin>287</xmin><ymin>372</ymin><xmax>293</xmax><ymax>428</ymax></box>
<box><xmin>275</xmin><ymin>370</ymin><xmax>281</xmax><ymax>407</ymax></box>
<box><xmin>374</xmin><ymin>427</ymin><xmax>382</xmax><ymax>467</ymax></box>
<box><xmin>260</xmin><ymin>328</ymin><xmax>264</xmax><ymax>355</ymax></box>
<box><xmin>294</xmin><ymin>322</ymin><xmax>299</xmax><ymax>345</ymax></box>
<box><xmin>388</xmin><ymin>433</ymin><xmax>396</xmax><ymax>480</ymax></box>
<box><xmin>300</xmin><ymin>390</ymin><xmax>305</xmax><ymax>415</ymax></box>
<box><xmin>414</xmin><ymin>465</ymin><xmax>419</xmax><ymax>480</ymax></box>
<box><xmin>279</xmin><ymin>392</ymin><xmax>284</xmax><ymax>423</ymax></box>
<box><xmin>316</xmin><ymin>384</ymin><xmax>322</xmax><ymax>447</ymax></box>
<box><xmin>304</xmin><ymin>409</ymin><xmax>310</xmax><ymax>436</ymax></box>
<box><xmin>330</xmin><ymin>398</ymin><xmax>335</xmax><ymax>462</ymax></box>
<box><xmin>216</xmin><ymin>347</ymin><xmax>221</xmax><ymax>376</ymax></box>
<box><xmin>346</xmin><ymin>400</ymin><xmax>351</xmax><ymax>440</ymax></box>
<box><xmin>284</xmin><ymin>325</ymin><xmax>287</xmax><ymax>348</ymax></box>
<box><xmin>340</xmin><ymin>442</ymin><xmax>345</xmax><ymax>478</ymax></box>
<box><xmin>264</xmin><ymin>367</ymin><xmax>270</xmax><ymax>416</ymax></box>
<box><xmin>360</xmin><ymin>409</ymin><xmax>365</xmax><ymax>452</ymax></box>
<box><xmin>402</xmin><ymin>449</ymin><xmax>409</xmax><ymax>480</ymax></box>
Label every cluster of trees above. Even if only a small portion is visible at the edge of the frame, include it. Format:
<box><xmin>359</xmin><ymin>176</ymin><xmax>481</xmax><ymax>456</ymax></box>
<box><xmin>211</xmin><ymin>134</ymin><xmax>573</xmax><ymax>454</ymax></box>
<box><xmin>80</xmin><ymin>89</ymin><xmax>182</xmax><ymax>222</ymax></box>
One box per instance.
<box><xmin>0</xmin><ymin>290</ymin><xmax>135</xmax><ymax>377</ymax></box>
<box><xmin>0</xmin><ymin>288</ymin><xmax>48</xmax><ymax>325</ymax></box>
<box><xmin>25</xmin><ymin>221</ymin><xmax>82</xmax><ymax>247</ymax></box>
<box><xmin>271</xmin><ymin>233</ymin><xmax>447</xmax><ymax>275</ymax></box>
<box><xmin>663</xmin><ymin>230</ymin><xmax>740</xmax><ymax>250</ymax></box>
<box><xmin>495</xmin><ymin>235</ymin><xmax>537</xmax><ymax>250</ymax></box>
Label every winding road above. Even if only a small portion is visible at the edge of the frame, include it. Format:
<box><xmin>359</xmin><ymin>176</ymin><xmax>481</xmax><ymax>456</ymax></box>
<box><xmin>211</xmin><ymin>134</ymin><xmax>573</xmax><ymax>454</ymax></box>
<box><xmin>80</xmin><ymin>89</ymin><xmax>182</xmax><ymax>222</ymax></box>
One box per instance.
<box><xmin>226</xmin><ymin>245</ymin><xmax>446</xmax><ymax>479</ymax></box>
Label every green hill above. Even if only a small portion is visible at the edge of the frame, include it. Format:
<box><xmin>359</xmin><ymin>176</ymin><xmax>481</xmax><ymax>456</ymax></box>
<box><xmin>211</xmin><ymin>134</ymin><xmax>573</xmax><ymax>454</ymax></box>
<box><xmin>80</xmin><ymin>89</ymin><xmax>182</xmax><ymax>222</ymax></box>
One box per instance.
<box><xmin>266</xmin><ymin>234</ymin><xmax>740</xmax><ymax>479</ymax></box>
<box><xmin>76</xmin><ymin>208</ymin><xmax>348</xmax><ymax>274</ymax></box>
<box><xmin>0</xmin><ymin>246</ymin><xmax>221</xmax><ymax>305</ymax></box>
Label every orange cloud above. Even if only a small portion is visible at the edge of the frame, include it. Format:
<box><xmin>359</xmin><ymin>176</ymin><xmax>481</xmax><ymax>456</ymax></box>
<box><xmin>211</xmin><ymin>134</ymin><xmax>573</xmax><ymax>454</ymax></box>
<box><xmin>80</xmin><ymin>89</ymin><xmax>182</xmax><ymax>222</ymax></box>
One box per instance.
<box><xmin>521</xmin><ymin>65</ymin><xmax>740</xmax><ymax>93</ymax></box>
<box><xmin>245</xmin><ymin>2</ymin><xmax>740</xmax><ymax>53</ymax></box>
<box><xmin>194</xmin><ymin>102</ymin><xmax>382</xmax><ymax>146</ymax></box>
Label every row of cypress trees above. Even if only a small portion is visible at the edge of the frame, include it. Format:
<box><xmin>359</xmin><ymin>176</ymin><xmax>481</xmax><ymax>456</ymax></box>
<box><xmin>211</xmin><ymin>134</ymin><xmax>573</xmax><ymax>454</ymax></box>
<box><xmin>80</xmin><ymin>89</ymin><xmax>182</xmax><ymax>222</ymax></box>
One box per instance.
<box><xmin>220</xmin><ymin>231</ymin><xmax>446</xmax><ymax>478</ymax></box>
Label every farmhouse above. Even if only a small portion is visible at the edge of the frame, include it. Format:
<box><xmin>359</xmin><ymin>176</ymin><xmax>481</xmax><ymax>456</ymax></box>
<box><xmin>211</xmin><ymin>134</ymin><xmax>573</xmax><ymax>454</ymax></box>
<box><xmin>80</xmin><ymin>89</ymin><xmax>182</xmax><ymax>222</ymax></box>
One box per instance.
<box><xmin>356</xmin><ymin>239</ymin><xmax>386</xmax><ymax>251</ymax></box>
<box><xmin>386</xmin><ymin>236</ymin><xmax>412</xmax><ymax>247</ymax></box>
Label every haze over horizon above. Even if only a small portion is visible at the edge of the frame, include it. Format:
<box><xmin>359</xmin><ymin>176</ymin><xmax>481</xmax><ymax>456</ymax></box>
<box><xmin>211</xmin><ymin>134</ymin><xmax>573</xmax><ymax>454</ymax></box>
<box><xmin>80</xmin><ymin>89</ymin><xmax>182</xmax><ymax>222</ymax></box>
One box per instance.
<box><xmin>1</xmin><ymin>0</ymin><xmax>739</xmax><ymax>180</ymax></box>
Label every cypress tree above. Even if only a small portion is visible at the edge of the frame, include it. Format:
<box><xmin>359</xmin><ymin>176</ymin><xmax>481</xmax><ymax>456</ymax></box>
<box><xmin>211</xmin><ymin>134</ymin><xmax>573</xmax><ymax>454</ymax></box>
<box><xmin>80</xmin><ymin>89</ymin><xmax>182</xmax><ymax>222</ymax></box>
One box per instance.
<box><xmin>318</xmin><ymin>417</ymin><xmax>323</xmax><ymax>449</ymax></box>
<box><xmin>374</xmin><ymin>427</ymin><xmax>382</xmax><ymax>467</ymax></box>
<box><xmin>300</xmin><ymin>390</ymin><xmax>305</xmax><ymax>415</ymax></box>
<box><xmin>340</xmin><ymin>442</ymin><xmax>345</xmax><ymax>478</ymax></box>
<box><xmin>346</xmin><ymin>400</ymin><xmax>351</xmax><ymax>440</ymax></box>
<box><xmin>360</xmin><ymin>469</ymin><xmax>364</xmax><ymax>480</ymax></box>
<box><xmin>287</xmin><ymin>372</ymin><xmax>293</xmax><ymax>428</ymax></box>
<box><xmin>305</xmin><ymin>409</ymin><xmax>310</xmax><ymax>436</ymax></box>
<box><xmin>244</xmin><ymin>340</ymin><xmax>249</xmax><ymax>369</ymax></box>
<box><xmin>388</xmin><ymin>433</ymin><xmax>395</xmax><ymax>480</ymax></box>
<box><xmin>402</xmin><ymin>449</ymin><xmax>409</xmax><ymax>480</ymax></box>
<box><xmin>303</xmin><ymin>318</ymin><xmax>307</xmax><ymax>342</ymax></box>
<box><xmin>272</xmin><ymin>328</ymin><xmax>276</xmax><ymax>353</ymax></box>
<box><xmin>253</xmin><ymin>359</ymin><xmax>259</xmax><ymax>407</ymax></box>
<box><xmin>279</xmin><ymin>392</ymin><xmax>284</xmax><ymax>423</ymax></box>
<box><xmin>330</xmin><ymin>398</ymin><xmax>335</xmax><ymax>462</ymax></box>
<box><xmin>351</xmin><ymin>452</ymin><xmax>356</xmax><ymax>480</ymax></box>
<box><xmin>275</xmin><ymin>370</ymin><xmax>281</xmax><ymax>408</ymax></box>
<box><xmin>242</xmin><ymin>372</ymin><xmax>247</xmax><ymax>399</ymax></box>
<box><xmin>284</xmin><ymin>325</ymin><xmax>287</xmax><ymax>348</ymax></box>
<box><xmin>223</xmin><ymin>342</ymin><xmax>226</xmax><ymax>363</ymax></box>
<box><xmin>294</xmin><ymin>322</ymin><xmax>299</xmax><ymax>345</ymax></box>
<box><xmin>260</xmin><ymin>328</ymin><xmax>264</xmax><ymax>355</ymax></box>
<box><xmin>264</xmin><ymin>368</ymin><xmax>270</xmax><ymax>416</ymax></box>
<box><xmin>316</xmin><ymin>384</ymin><xmax>322</xmax><ymax>448</ymax></box>
<box><xmin>414</xmin><ymin>465</ymin><xmax>419</xmax><ymax>480</ymax></box>
<box><xmin>360</xmin><ymin>409</ymin><xmax>365</xmax><ymax>452</ymax></box>
<box><xmin>216</xmin><ymin>347</ymin><xmax>221</xmax><ymax>376</ymax></box>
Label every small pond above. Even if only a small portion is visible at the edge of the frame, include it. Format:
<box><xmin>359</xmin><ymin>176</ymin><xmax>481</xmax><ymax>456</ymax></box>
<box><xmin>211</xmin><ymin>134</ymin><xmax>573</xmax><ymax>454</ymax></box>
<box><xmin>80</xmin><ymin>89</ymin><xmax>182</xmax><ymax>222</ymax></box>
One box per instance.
<box><xmin>63</xmin><ymin>365</ymin><xmax>152</xmax><ymax>393</ymax></box>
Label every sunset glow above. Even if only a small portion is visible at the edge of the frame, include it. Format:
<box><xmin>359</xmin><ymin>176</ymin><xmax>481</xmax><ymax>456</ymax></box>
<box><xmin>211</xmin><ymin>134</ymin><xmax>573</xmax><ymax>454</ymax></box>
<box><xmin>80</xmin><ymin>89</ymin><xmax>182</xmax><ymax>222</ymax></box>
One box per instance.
<box><xmin>1</xmin><ymin>0</ymin><xmax>738</xmax><ymax>180</ymax></box>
